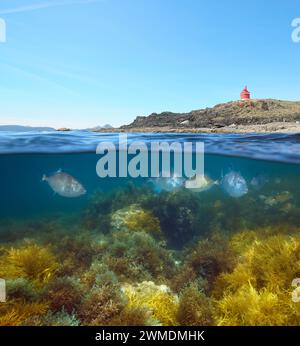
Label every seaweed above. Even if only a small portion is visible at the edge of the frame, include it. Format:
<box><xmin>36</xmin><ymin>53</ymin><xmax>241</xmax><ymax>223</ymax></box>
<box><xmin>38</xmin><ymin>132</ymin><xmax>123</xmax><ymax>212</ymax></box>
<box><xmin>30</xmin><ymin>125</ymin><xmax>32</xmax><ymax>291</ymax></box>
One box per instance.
<box><xmin>104</xmin><ymin>307</ymin><xmax>154</xmax><ymax>326</ymax></box>
<box><xmin>109</xmin><ymin>230</ymin><xmax>177</xmax><ymax>281</ymax></box>
<box><xmin>2</xmin><ymin>182</ymin><xmax>300</xmax><ymax>326</ymax></box>
<box><xmin>214</xmin><ymin>284</ymin><xmax>286</xmax><ymax>326</ymax></box>
<box><xmin>78</xmin><ymin>276</ymin><xmax>125</xmax><ymax>325</ymax></box>
<box><xmin>177</xmin><ymin>283</ymin><xmax>214</xmax><ymax>326</ymax></box>
<box><xmin>0</xmin><ymin>301</ymin><xmax>49</xmax><ymax>326</ymax></box>
<box><xmin>111</xmin><ymin>205</ymin><xmax>161</xmax><ymax>237</ymax></box>
<box><xmin>144</xmin><ymin>189</ymin><xmax>203</xmax><ymax>247</ymax></box>
<box><xmin>173</xmin><ymin>232</ymin><xmax>234</xmax><ymax>293</ymax></box>
<box><xmin>213</xmin><ymin>229</ymin><xmax>300</xmax><ymax>325</ymax></box>
<box><xmin>122</xmin><ymin>281</ymin><xmax>179</xmax><ymax>326</ymax></box>
<box><xmin>6</xmin><ymin>278</ymin><xmax>38</xmax><ymax>302</ymax></box>
<box><xmin>82</xmin><ymin>184</ymin><xmax>154</xmax><ymax>232</ymax></box>
<box><xmin>43</xmin><ymin>276</ymin><xmax>84</xmax><ymax>314</ymax></box>
<box><xmin>54</xmin><ymin>234</ymin><xmax>98</xmax><ymax>275</ymax></box>
<box><xmin>0</xmin><ymin>242</ymin><xmax>59</xmax><ymax>286</ymax></box>
<box><xmin>23</xmin><ymin>310</ymin><xmax>80</xmax><ymax>326</ymax></box>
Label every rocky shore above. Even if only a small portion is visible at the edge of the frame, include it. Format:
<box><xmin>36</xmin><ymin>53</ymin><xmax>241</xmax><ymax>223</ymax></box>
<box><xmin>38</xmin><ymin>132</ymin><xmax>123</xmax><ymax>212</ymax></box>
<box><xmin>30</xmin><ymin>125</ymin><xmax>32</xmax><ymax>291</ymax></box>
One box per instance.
<box><xmin>98</xmin><ymin>122</ymin><xmax>300</xmax><ymax>133</ymax></box>
<box><xmin>96</xmin><ymin>99</ymin><xmax>300</xmax><ymax>133</ymax></box>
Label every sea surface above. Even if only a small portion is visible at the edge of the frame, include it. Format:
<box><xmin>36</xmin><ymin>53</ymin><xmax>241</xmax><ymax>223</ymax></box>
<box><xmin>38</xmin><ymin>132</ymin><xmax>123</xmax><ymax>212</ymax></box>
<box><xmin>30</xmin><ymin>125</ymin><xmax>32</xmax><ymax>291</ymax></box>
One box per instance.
<box><xmin>1</xmin><ymin>131</ymin><xmax>300</xmax><ymax>326</ymax></box>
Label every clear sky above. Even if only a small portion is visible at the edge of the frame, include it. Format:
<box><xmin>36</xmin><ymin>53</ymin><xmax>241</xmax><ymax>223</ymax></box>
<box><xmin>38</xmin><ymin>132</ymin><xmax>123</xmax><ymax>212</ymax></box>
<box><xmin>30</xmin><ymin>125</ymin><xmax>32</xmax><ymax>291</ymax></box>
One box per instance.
<box><xmin>0</xmin><ymin>0</ymin><xmax>299</xmax><ymax>128</ymax></box>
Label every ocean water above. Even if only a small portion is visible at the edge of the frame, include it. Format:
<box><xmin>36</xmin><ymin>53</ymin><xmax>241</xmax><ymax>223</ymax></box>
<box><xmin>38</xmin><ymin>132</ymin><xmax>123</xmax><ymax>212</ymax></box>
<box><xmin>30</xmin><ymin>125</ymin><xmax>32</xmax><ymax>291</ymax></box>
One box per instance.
<box><xmin>1</xmin><ymin>131</ymin><xmax>300</xmax><ymax>326</ymax></box>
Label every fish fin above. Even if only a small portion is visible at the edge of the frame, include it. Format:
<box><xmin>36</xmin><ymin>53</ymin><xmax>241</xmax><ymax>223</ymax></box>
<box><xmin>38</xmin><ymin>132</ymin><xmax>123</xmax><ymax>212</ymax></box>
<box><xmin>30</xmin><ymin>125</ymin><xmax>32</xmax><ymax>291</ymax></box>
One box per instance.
<box><xmin>57</xmin><ymin>168</ymin><xmax>62</xmax><ymax>173</ymax></box>
<box><xmin>42</xmin><ymin>174</ymin><xmax>47</xmax><ymax>182</ymax></box>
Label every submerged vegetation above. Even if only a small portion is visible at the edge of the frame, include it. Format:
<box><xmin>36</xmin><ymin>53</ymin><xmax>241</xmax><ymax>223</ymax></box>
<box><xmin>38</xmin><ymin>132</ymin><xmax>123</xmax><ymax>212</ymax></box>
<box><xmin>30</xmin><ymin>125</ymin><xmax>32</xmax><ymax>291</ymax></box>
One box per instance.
<box><xmin>1</xmin><ymin>182</ymin><xmax>300</xmax><ymax>326</ymax></box>
<box><xmin>0</xmin><ymin>243</ymin><xmax>59</xmax><ymax>286</ymax></box>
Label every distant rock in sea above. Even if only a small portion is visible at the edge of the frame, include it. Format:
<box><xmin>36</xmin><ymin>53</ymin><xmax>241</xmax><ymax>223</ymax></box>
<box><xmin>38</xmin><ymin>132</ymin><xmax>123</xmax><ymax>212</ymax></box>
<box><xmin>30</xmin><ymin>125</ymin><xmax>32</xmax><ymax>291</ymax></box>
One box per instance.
<box><xmin>56</xmin><ymin>124</ymin><xmax>114</xmax><ymax>132</ymax></box>
<box><xmin>0</xmin><ymin>125</ymin><xmax>55</xmax><ymax>132</ymax></box>
<box><xmin>87</xmin><ymin>124</ymin><xmax>113</xmax><ymax>131</ymax></box>
<box><xmin>57</xmin><ymin>128</ymin><xmax>71</xmax><ymax>132</ymax></box>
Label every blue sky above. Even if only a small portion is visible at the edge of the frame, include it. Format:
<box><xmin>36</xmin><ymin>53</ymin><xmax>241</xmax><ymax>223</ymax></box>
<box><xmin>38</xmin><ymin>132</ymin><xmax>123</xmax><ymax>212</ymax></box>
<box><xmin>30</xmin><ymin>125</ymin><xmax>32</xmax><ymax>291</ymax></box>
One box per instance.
<box><xmin>0</xmin><ymin>0</ymin><xmax>299</xmax><ymax>128</ymax></box>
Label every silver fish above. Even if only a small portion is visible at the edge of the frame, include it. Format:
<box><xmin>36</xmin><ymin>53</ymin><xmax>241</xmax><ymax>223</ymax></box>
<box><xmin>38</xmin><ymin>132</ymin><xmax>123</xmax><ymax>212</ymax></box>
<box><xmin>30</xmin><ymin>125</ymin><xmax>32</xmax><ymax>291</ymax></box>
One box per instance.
<box><xmin>221</xmin><ymin>171</ymin><xmax>248</xmax><ymax>198</ymax></box>
<box><xmin>185</xmin><ymin>174</ymin><xmax>218</xmax><ymax>192</ymax></box>
<box><xmin>42</xmin><ymin>170</ymin><xmax>86</xmax><ymax>198</ymax></box>
<box><xmin>149</xmin><ymin>173</ymin><xmax>184</xmax><ymax>193</ymax></box>
<box><xmin>250</xmin><ymin>174</ymin><xmax>268</xmax><ymax>190</ymax></box>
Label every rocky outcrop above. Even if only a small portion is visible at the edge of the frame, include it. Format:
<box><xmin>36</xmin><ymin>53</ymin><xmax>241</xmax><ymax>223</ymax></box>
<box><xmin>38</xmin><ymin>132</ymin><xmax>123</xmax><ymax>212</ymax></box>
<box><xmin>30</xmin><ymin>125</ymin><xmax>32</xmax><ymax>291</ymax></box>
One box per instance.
<box><xmin>56</xmin><ymin>128</ymin><xmax>71</xmax><ymax>131</ymax></box>
<box><xmin>121</xmin><ymin>99</ymin><xmax>300</xmax><ymax>130</ymax></box>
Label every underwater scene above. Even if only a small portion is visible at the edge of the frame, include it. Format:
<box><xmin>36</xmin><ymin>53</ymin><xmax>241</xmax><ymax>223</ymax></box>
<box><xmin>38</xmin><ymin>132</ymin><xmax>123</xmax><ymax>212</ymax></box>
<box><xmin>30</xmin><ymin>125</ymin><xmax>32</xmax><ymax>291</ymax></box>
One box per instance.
<box><xmin>1</xmin><ymin>131</ymin><xmax>300</xmax><ymax>326</ymax></box>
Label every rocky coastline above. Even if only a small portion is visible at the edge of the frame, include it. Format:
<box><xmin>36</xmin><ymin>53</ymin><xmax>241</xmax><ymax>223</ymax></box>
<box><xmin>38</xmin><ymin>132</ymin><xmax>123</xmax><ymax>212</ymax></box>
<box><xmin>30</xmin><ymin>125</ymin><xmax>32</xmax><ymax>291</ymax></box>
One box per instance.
<box><xmin>95</xmin><ymin>99</ymin><xmax>300</xmax><ymax>133</ymax></box>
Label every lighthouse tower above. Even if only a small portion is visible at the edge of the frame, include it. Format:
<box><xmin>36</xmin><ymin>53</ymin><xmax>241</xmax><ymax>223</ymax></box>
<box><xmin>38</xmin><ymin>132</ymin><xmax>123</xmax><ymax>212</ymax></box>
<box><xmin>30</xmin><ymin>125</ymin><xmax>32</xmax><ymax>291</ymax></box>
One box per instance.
<box><xmin>240</xmin><ymin>86</ymin><xmax>250</xmax><ymax>100</ymax></box>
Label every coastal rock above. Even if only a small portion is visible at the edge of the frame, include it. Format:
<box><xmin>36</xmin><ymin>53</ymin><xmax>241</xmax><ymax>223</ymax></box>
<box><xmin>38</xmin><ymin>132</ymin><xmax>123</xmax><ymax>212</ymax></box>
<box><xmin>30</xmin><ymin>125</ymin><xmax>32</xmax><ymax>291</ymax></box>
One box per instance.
<box><xmin>57</xmin><ymin>128</ymin><xmax>71</xmax><ymax>132</ymax></box>
<box><xmin>121</xmin><ymin>99</ymin><xmax>300</xmax><ymax>130</ymax></box>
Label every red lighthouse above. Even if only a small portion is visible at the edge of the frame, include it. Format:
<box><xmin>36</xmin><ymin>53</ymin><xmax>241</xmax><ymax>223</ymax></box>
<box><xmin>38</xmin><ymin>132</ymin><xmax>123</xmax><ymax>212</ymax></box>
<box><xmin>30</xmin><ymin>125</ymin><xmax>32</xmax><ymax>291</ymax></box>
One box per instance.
<box><xmin>240</xmin><ymin>86</ymin><xmax>250</xmax><ymax>100</ymax></box>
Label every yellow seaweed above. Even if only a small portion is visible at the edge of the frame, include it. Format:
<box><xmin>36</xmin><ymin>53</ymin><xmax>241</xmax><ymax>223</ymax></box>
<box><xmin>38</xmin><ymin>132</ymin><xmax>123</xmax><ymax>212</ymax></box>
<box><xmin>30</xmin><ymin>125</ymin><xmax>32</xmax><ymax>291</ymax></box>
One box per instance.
<box><xmin>0</xmin><ymin>301</ymin><xmax>49</xmax><ymax>326</ymax></box>
<box><xmin>213</xmin><ymin>230</ymin><xmax>300</xmax><ymax>325</ymax></box>
<box><xmin>122</xmin><ymin>281</ymin><xmax>179</xmax><ymax>326</ymax></box>
<box><xmin>0</xmin><ymin>243</ymin><xmax>59</xmax><ymax>286</ymax></box>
